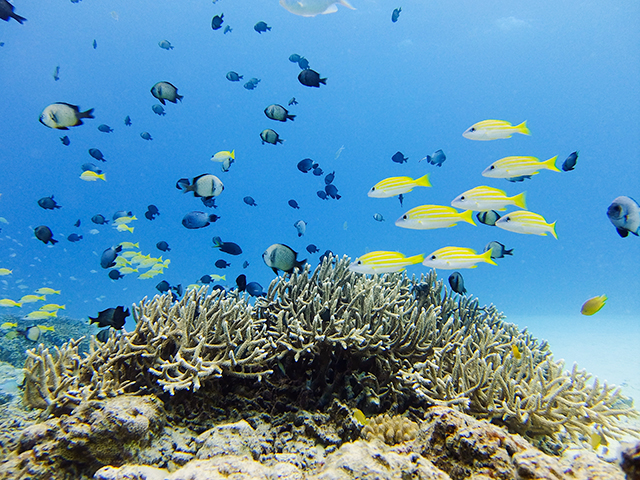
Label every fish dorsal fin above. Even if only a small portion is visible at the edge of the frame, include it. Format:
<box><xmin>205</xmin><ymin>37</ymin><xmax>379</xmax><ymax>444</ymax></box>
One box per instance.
<box><xmin>322</xmin><ymin>4</ymin><xmax>339</xmax><ymax>14</ymax></box>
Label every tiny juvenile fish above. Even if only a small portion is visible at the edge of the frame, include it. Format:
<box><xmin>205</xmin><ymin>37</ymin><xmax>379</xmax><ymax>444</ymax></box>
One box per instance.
<box><xmin>581</xmin><ymin>295</ymin><xmax>607</xmax><ymax>316</ymax></box>
<box><xmin>368</xmin><ymin>174</ymin><xmax>431</xmax><ymax>198</ymax></box>
<box><xmin>482</xmin><ymin>156</ymin><xmax>560</xmax><ymax>179</ymax></box>
<box><xmin>463</xmin><ymin>119</ymin><xmax>530</xmax><ymax>141</ymax></box>
<box><xmin>349</xmin><ymin>251</ymin><xmax>425</xmax><ymax>274</ymax></box>
<box><xmin>422</xmin><ymin>247</ymin><xmax>497</xmax><ymax>270</ymax></box>
<box><xmin>395</xmin><ymin>205</ymin><xmax>475</xmax><ymax>230</ymax></box>
<box><xmin>451</xmin><ymin>186</ymin><xmax>526</xmax><ymax>212</ymax></box>
<box><xmin>495</xmin><ymin>210</ymin><xmax>557</xmax><ymax>238</ymax></box>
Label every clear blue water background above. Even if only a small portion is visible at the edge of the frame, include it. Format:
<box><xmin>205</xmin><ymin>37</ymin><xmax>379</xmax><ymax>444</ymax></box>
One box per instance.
<box><xmin>0</xmin><ymin>1</ymin><xmax>638</xmax><ymax>386</ymax></box>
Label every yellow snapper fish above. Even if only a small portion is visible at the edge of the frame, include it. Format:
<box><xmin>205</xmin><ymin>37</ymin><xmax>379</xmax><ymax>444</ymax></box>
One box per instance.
<box><xmin>349</xmin><ymin>251</ymin><xmax>425</xmax><ymax>274</ymax></box>
<box><xmin>114</xmin><ymin>215</ymin><xmax>137</xmax><ymax>225</ymax></box>
<box><xmin>119</xmin><ymin>242</ymin><xmax>139</xmax><ymax>249</ymax></box>
<box><xmin>211</xmin><ymin>274</ymin><xmax>226</xmax><ymax>281</ymax></box>
<box><xmin>451</xmin><ymin>186</ymin><xmax>526</xmax><ymax>211</ymax></box>
<box><xmin>494</xmin><ymin>210</ymin><xmax>557</xmax><ymax>238</ymax></box>
<box><xmin>0</xmin><ymin>299</ymin><xmax>21</xmax><ymax>308</ymax></box>
<box><xmin>39</xmin><ymin>303</ymin><xmax>65</xmax><ymax>311</ymax></box>
<box><xmin>113</xmin><ymin>257</ymin><xmax>132</xmax><ymax>267</ymax></box>
<box><xmin>80</xmin><ymin>171</ymin><xmax>106</xmax><ymax>182</ymax></box>
<box><xmin>462</xmin><ymin>119</ymin><xmax>530</xmax><ymax>141</ymax></box>
<box><xmin>395</xmin><ymin>205</ymin><xmax>476</xmax><ymax>230</ymax></box>
<box><xmin>19</xmin><ymin>294</ymin><xmax>46</xmax><ymax>304</ymax></box>
<box><xmin>1</xmin><ymin>322</ymin><xmax>17</xmax><ymax>329</ymax></box>
<box><xmin>119</xmin><ymin>267</ymin><xmax>138</xmax><ymax>274</ymax></box>
<box><xmin>211</xmin><ymin>149</ymin><xmax>235</xmax><ymax>162</ymax></box>
<box><xmin>25</xmin><ymin>310</ymin><xmax>57</xmax><ymax>320</ymax></box>
<box><xmin>34</xmin><ymin>287</ymin><xmax>60</xmax><ymax>295</ymax></box>
<box><xmin>368</xmin><ymin>174</ymin><xmax>431</xmax><ymax>198</ymax></box>
<box><xmin>138</xmin><ymin>257</ymin><xmax>161</xmax><ymax>268</ymax></box>
<box><xmin>138</xmin><ymin>270</ymin><xmax>162</xmax><ymax>279</ymax></box>
<box><xmin>150</xmin><ymin>259</ymin><xmax>170</xmax><ymax>271</ymax></box>
<box><xmin>280</xmin><ymin>0</ymin><xmax>355</xmax><ymax>17</ymax></box>
<box><xmin>116</xmin><ymin>224</ymin><xmax>134</xmax><ymax>233</ymax></box>
<box><xmin>482</xmin><ymin>156</ymin><xmax>560</xmax><ymax>179</ymax></box>
<box><xmin>121</xmin><ymin>250</ymin><xmax>141</xmax><ymax>259</ymax></box>
<box><xmin>422</xmin><ymin>247</ymin><xmax>497</xmax><ymax>270</ymax></box>
<box><xmin>38</xmin><ymin>325</ymin><xmax>55</xmax><ymax>332</ymax></box>
<box><xmin>581</xmin><ymin>295</ymin><xmax>607</xmax><ymax>316</ymax></box>
<box><xmin>0</xmin><ymin>268</ymin><xmax>12</xmax><ymax>276</ymax></box>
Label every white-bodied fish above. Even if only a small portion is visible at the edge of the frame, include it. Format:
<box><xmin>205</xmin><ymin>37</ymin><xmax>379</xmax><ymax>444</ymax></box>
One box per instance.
<box><xmin>395</xmin><ymin>205</ymin><xmax>476</xmax><ymax>230</ymax></box>
<box><xmin>495</xmin><ymin>210</ymin><xmax>557</xmax><ymax>238</ymax></box>
<box><xmin>280</xmin><ymin>0</ymin><xmax>355</xmax><ymax>17</ymax></box>
<box><xmin>211</xmin><ymin>150</ymin><xmax>234</xmax><ymax>163</ymax></box>
<box><xmin>482</xmin><ymin>156</ymin><xmax>560</xmax><ymax>179</ymax></box>
<box><xmin>451</xmin><ymin>186</ymin><xmax>526</xmax><ymax>211</ymax></box>
<box><xmin>422</xmin><ymin>247</ymin><xmax>497</xmax><ymax>270</ymax></box>
<box><xmin>462</xmin><ymin>120</ymin><xmax>530</xmax><ymax>141</ymax></box>
<box><xmin>368</xmin><ymin>175</ymin><xmax>431</xmax><ymax>198</ymax></box>
<box><xmin>80</xmin><ymin>171</ymin><xmax>106</xmax><ymax>182</ymax></box>
<box><xmin>39</xmin><ymin>103</ymin><xmax>95</xmax><ymax>130</ymax></box>
<box><xmin>34</xmin><ymin>288</ymin><xmax>60</xmax><ymax>295</ymax></box>
<box><xmin>349</xmin><ymin>251</ymin><xmax>425</xmax><ymax>274</ymax></box>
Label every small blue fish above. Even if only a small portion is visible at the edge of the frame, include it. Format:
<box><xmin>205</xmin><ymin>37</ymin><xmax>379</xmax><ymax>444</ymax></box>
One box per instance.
<box><xmin>448</xmin><ymin>272</ymin><xmax>466</xmax><ymax>294</ymax></box>
<box><xmin>392</xmin><ymin>151</ymin><xmax>407</xmax><ymax>164</ymax></box>
<box><xmin>562</xmin><ymin>151</ymin><xmax>578</xmax><ymax>172</ymax></box>
<box><xmin>297</xmin><ymin>158</ymin><xmax>317</xmax><ymax>173</ymax></box>
<box><xmin>391</xmin><ymin>7</ymin><xmax>401</xmax><ymax>22</ymax></box>
<box><xmin>306</xmin><ymin>244</ymin><xmax>320</xmax><ymax>254</ymax></box>
<box><xmin>140</xmin><ymin>132</ymin><xmax>152</xmax><ymax>140</ymax></box>
<box><xmin>254</xmin><ymin>21</ymin><xmax>271</xmax><ymax>33</ymax></box>
<box><xmin>60</xmin><ymin>135</ymin><xmax>70</xmax><ymax>146</ymax></box>
<box><xmin>182</xmin><ymin>212</ymin><xmax>219</xmax><ymax>229</ymax></box>
<box><xmin>243</xmin><ymin>196</ymin><xmax>257</xmax><ymax>206</ymax></box>
<box><xmin>288</xmin><ymin>199</ymin><xmax>300</xmax><ymax>209</ymax></box>
<box><xmin>67</xmin><ymin>233</ymin><xmax>83</xmax><ymax>242</ymax></box>
<box><xmin>424</xmin><ymin>149</ymin><xmax>446</xmax><ymax>167</ymax></box>
<box><xmin>98</xmin><ymin>124</ymin><xmax>113</xmax><ymax>133</ymax></box>
<box><xmin>152</xmin><ymin>104</ymin><xmax>166</xmax><ymax>116</ymax></box>
<box><xmin>373</xmin><ymin>213</ymin><xmax>385</xmax><ymax>222</ymax></box>
<box><xmin>124</xmin><ymin>116</ymin><xmax>132</xmax><ymax>126</ymax></box>
<box><xmin>226</xmin><ymin>71</ymin><xmax>243</xmax><ymax>82</ymax></box>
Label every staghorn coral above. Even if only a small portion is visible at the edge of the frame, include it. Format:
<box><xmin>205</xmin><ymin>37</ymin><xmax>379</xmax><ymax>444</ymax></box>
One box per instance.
<box><xmin>23</xmin><ymin>256</ymin><xmax>638</xmax><ymax>443</ymax></box>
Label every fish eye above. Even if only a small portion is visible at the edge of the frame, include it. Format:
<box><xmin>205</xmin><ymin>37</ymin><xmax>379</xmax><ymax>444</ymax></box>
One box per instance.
<box><xmin>489</xmin><ymin>166</ymin><xmax>495</xmax><ymax>170</ymax></box>
<box><xmin>460</xmin><ymin>196</ymin><xmax>465</xmax><ymax>200</ymax></box>
<box><xmin>470</xmin><ymin>127</ymin><xmax>475</xmax><ymax>132</ymax></box>
<box><xmin>403</xmin><ymin>215</ymin><xmax>407</xmax><ymax>219</ymax></box>
<box><xmin>505</xmin><ymin>217</ymin><xmax>511</xmax><ymax>222</ymax></box>
<box><xmin>357</xmin><ymin>260</ymin><xmax>362</xmax><ymax>265</ymax></box>
<box><xmin>430</xmin><ymin>255</ymin><xmax>436</xmax><ymax>260</ymax></box>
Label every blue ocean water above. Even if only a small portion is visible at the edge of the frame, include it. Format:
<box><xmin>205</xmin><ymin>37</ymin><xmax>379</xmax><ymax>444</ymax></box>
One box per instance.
<box><xmin>0</xmin><ymin>1</ymin><xmax>638</xmax><ymax>385</ymax></box>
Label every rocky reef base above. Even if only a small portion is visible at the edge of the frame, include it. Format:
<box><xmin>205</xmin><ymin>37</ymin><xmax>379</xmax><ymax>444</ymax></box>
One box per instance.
<box><xmin>1</xmin><ymin>392</ymin><xmax>637</xmax><ymax>480</ymax></box>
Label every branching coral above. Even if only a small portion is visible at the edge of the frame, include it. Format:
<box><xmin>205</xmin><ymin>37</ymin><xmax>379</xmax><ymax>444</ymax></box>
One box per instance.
<box><xmin>23</xmin><ymin>256</ymin><xmax>638</xmax><ymax>443</ymax></box>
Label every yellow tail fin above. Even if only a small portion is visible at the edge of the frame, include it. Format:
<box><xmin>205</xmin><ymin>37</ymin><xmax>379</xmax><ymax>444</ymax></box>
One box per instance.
<box><xmin>513</xmin><ymin>191</ymin><xmax>527</xmax><ymax>209</ymax></box>
<box><xmin>460</xmin><ymin>210</ymin><xmax>476</xmax><ymax>226</ymax></box>
<box><xmin>549</xmin><ymin>221</ymin><xmax>558</xmax><ymax>239</ymax></box>
<box><xmin>414</xmin><ymin>174</ymin><xmax>431</xmax><ymax>188</ymax></box>
<box><xmin>545</xmin><ymin>155</ymin><xmax>560</xmax><ymax>172</ymax></box>
<box><xmin>515</xmin><ymin>121</ymin><xmax>530</xmax><ymax>135</ymax></box>
<box><xmin>481</xmin><ymin>249</ymin><xmax>498</xmax><ymax>266</ymax></box>
<box><xmin>406</xmin><ymin>254</ymin><xmax>425</xmax><ymax>265</ymax></box>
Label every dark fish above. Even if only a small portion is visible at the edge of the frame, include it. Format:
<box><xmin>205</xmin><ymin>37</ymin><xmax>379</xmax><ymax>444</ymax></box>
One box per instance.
<box><xmin>212</xmin><ymin>236</ymin><xmax>243</xmax><ymax>255</ymax></box>
<box><xmin>254</xmin><ymin>21</ymin><xmax>271</xmax><ymax>33</ymax></box>
<box><xmin>98</xmin><ymin>124</ymin><xmax>113</xmax><ymax>133</ymax></box>
<box><xmin>607</xmin><ymin>196</ymin><xmax>640</xmax><ymax>237</ymax></box>
<box><xmin>317</xmin><ymin>190</ymin><xmax>328</xmax><ymax>200</ymax></box>
<box><xmin>236</xmin><ymin>274</ymin><xmax>247</xmax><ymax>291</ymax></box>
<box><xmin>34</xmin><ymin>226</ymin><xmax>58</xmax><ymax>245</ymax></box>
<box><xmin>67</xmin><ymin>233</ymin><xmax>83</xmax><ymax>242</ymax></box>
<box><xmin>211</xmin><ymin>14</ymin><xmax>224</xmax><ymax>30</ymax></box>
<box><xmin>290</xmin><ymin>53</ymin><xmax>301</xmax><ymax>62</ymax></box>
<box><xmin>200</xmin><ymin>275</ymin><xmax>212</xmax><ymax>284</ymax></box>
<box><xmin>226</xmin><ymin>71</ymin><xmax>243</xmax><ymax>82</ymax></box>
<box><xmin>425</xmin><ymin>149</ymin><xmax>446</xmax><ymax>167</ymax></box>
<box><xmin>306</xmin><ymin>244</ymin><xmax>320</xmax><ymax>254</ymax></box>
<box><xmin>176</xmin><ymin>178</ymin><xmax>190</xmax><ymax>190</ymax></box>
<box><xmin>124</xmin><ymin>116</ymin><xmax>132</xmax><ymax>126</ymax></box>
<box><xmin>151</xmin><ymin>81</ymin><xmax>183</xmax><ymax>105</ymax></box>
<box><xmin>201</xmin><ymin>197</ymin><xmax>217</xmax><ymax>208</ymax></box>
<box><xmin>91</xmin><ymin>214</ymin><xmax>108</xmax><ymax>225</ymax></box>
<box><xmin>108</xmin><ymin>270</ymin><xmax>124</xmax><ymax>280</ymax></box>
<box><xmin>325</xmin><ymin>184</ymin><xmax>341</xmax><ymax>199</ymax></box>
<box><xmin>152</xmin><ymin>104</ymin><xmax>166</xmax><ymax>116</ymax></box>
<box><xmin>562</xmin><ymin>151</ymin><xmax>578</xmax><ymax>172</ymax></box>
<box><xmin>113</xmin><ymin>210</ymin><xmax>132</xmax><ymax>221</ymax></box>
<box><xmin>92</xmin><ymin>39</ymin><xmax>97</xmax><ymax>49</ymax></box>
<box><xmin>324</xmin><ymin>171</ymin><xmax>335</xmax><ymax>184</ymax></box>
<box><xmin>476</xmin><ymin>210</ymin><xmax>501</xmax><ymax>226</ymax></box>
<box><xmin>242</xmin><ymin>261</ymin><xmax>249</xmax><ymax>269</ymax></box>
<box><xmin>297</xmin><ymin>57</ymin><xmax>309</xmax><ymax>70</ymax></box>
<box><xmin>156</xmin><ymin>280</ymin><xmax>171</xmax><ymax>293</ymax></box>
<box><xmin>223</xmin><ymin>25</ymin><xmax>232</xmax><ymax>34</ymax></box>
<box><xmin>483</xmin><ymin>241</ymin><xmax>514</xmax><ymax>259</ymax></box>
<box><xmin>96</xmin><ymin>328</ymin><xmax>111</xmax><ymax>342</ymax></box>
<box><xmin>244</xmin><ymin>78</ymin><xmax>261</xmax><ymax>90</ymax></box>
<box><xmin>288</xmin><ymin>97</ymin><xmax>298</xmax><ymax>106</ymax></box>
<box><xmin>264</xmin><ymin>104</ymin><xmax>295</xmax><ymax>122</ymax></box>
<box><xmin>288</xmin><ymin>199</ymin><xmax>300</xmax><ymax>209</ymax></box>
<box><xmin>506</xmin><ymin>175</ymin><xmax>532</xmax><ymax>183</ymax></box>
<box><xmin>373</xmin><ymin>213</ymin><xmax>384</xmax><ymax>222</ymax></box>
<box><xmin>246</xmin><ymin>282</ymin><xmax>265</xmax><ymax>297</ymax></box>
<box><xmin>100</xmin><ymin>245</ymin><xmax>122</xmax><ymax>269</ymax></box>
<box><xmin>38</xmin><ymin>196</ymin><xmax>61</xmax><ymax>210</ymax></box>
<box><xmin>82</xmin><ymin>163</ymin><xmax>103</xmax><ymax>174</ymax></box>
<box><xmin>89</xmin><ymin>148</ymin><xmax>106</xmax><ymax>161</ymax></box>
<box><xmin>182</xmin><ymin>212</ymin><xmax>219</xmax><ymax>229</ymax></box>
<box><xmin>243</xmin><ymin>196</ymin><xmax>257</xmax><ymax>206</ymax></box>
<box><xmin>262</xmin><ymin>243</ymin><xmax>306</xmax><ymax>274</ymax></box>
<box><xmin>145</xmin><ymin>204</ymin><xmax>160</xmax><ymax>220</ymax></box>
<box><xmin>448</xmin><ymin>272</ymin><xmax>466</xmax><ymax>295</ymax></box>
<box><xmin>312</xmin><ymin>166</ymin><xmax>323</xmax><ymax>176</ymax></box>
<box><xmin>89</xmin><ymin>306</ymin><xmax>130</xmax><ymax>329</ymax></box>
<box><xmin>318</xmin><ymin>250</ymin><xmax>334</xmax><ymax>265</ymax></box>
<box><xmin>392</xmin><ymin>151</ymin><xmax>407</xmax><ymax>164</ymax></box>
<box><xmin>215</xmin><ymin>259</ymin><xmax>230</xmax><ymax>269</ymax></box>
<box><xmin>297</xmin><ymin>158</ymin><xmax>317</xmax><ymax>173</ymax></box>
<box><xmin>156</xmin><ymin>241</ymin><xmax>170</xmax><ymax>252</ymax></box>
<box><xmin>158</xmin><ymin>40</ymin><xmax>173</xmax><ymax>50</ymax></box>
<box><xmin>260</xmin><ymin>129</ymin><xmax>283</xmax><ymax>145</ymax></box>
<box><xmin>391</xmin><ymin>7</ymin><xmax>401</xmax><ymax>22</ymax></box>
<box><xmin>140</xmin><ymin>132</ymin><xmax>153</xmax><ymax>140</ymax></box>
<box><xmin>398</xmin><ymin>193</ymin><xmax>404</xmax><ymax>207</ymax></box>
<box><xmin>298</xmin><ymin>69</ymin><xmax>326</xmax><ymax>88</ymax></box>
<box><xmin>74</xmin><ymin>219</ymin><xmax>81</xmax><ymax>227</ymax></box>
<box><xmin>0</xmin><ymin>0</ymin><xmax>26</xmax><ymax>23</ymax></box>
<box><xmin>60</xmin><ymin>135</ymin><xmax>70</xmax><ymax>146</ymax></box>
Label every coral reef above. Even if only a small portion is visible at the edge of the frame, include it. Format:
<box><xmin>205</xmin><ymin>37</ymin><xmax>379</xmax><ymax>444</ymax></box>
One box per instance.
<box><xmin>22</xmin><ymin>256</ymin><xmax>638</xmax><ymax>444</ymax></box>
<box><xmin>361</xmin><ymin>413</ymin><xmax>419</xmax><ymax>445</ymax></box>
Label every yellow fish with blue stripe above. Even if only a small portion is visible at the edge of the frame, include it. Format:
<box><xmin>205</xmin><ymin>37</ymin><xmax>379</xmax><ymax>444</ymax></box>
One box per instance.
<box><xmin>0</xmin><ymin>268</ymin><xmax>12</xmax><ymax>276</ymax></box>
<box><xmin>19</xmin><ymin>294</ymin><xmax>46</xmax><ymax>304</ymax></box>
<box><xmin>116</xmin><ymin>224</ymin><xmax>134</xmax><ymax>233</ymax></box>
<box><xmin>463</xmin><ymin>119</ymin><xmax>530</xmax><ymax>141</ymax></box>
<box><xmin>581</xmin><ymin>295</ymin><xmax>607</xmax><ymax>316</ymax></box>
<box><xmin>25</xmin><ymin>310</ymin><xmax>57</xmax><ymax>320</ymax></box>
<box><xmin>482</xmin><ymin>156</ymin><xmax>560</xmax><ymax>179</ymax></box>
<box><xmin>35</xmin><ymin>287</ymin><xmax>60</xmax><ymax>295</ymax></box>
<box><xmin>422</xmin><ymin>247</ymin><xmax>497</xmax><ymax>270</ymax></box>
<box><xmin>349</xmin><ymin>251</ymin><xmax>425</xmax><ymax>274</ymax></box>
<box><xmin>39</xmin><ymin>303</ymin><xmax>65</xmax><ymax>311</ymax></box>
<box><xmin>80</xmin><ymin>171</ymin><xmax>106</xmax><ymax>181</ymax></box>
<box><xmin>368</xmin><ymin>175</ymin><xmax>431</xmax><ymax>198</ymax></box>
<box><xmin>495</xmin><ymin>210</ymin><xmax>557</xmax><ymax>238</ymax></box>
<box><xmin>395</xmin><ymin>205</ymin><xmax>476</xmax><ymax>230</ymax></box>
<box><xmin>0</xmin><ymin>299</ymin><xmax>22</xmax><ymax>308</ymax></box>
<box><xmin>119</xmin><ymin>242</ymin><xmax>139</xmax><ymax>249</ymax></box>
<box><xmin>451</xmin><ymin>186</ymin><xmax>526</xmax><ymax>211</ymax></box>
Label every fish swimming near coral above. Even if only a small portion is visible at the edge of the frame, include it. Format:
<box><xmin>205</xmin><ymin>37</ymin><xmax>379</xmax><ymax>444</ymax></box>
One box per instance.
<box><xmin>581</xmin><ymin>295</ymin><xmax>607</xmax><ymax>316</ymax></box>
<box><xmin>349</xmin><ymin>251</ymin><xmax>424</xmax><ymax>274</ymax></box>
<box><xmin>263</xmin><ymin>244</ymin><xmax>306</xmax><ymax>274</ymax></box>
<box><xmin>422</xmin><ymin>247</ymin><xmax>497</xmax><ymax>270</ymax></box>
<box><xmin>89</xmin><ymin>306</ymin><xmax>130</xmax><ymax>329</ymax></box>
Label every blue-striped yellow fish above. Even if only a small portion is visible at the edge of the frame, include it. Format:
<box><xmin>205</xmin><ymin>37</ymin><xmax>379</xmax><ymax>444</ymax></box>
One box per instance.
<box><xmin>422</xmin><ymin>247</ymin><xmax>497</xmax><ymax>270</ymax></box>
<box><xmin>495</xmin><ymin>210</ymin><xmax>557</xmax><ymax>238</ymax></box>
<box><xmin>349</xmin><ymin>251</ymin><xmax>425</xmax><ymax>274</ymax></box>
<box><xmin>119</xmin><ymin>242</ymin><xmax>139</xmax><ymax>249</ymax></box>
<box><xmin>39</xmin><ymin>303</ymin><xmax>65</xmax><ymax>311</ymax></box>
<box><xmin>34</xmin><ymin>288</ymin><xmax>60</xmax><ymax>295</ymax></box>
<box><xmin>25</xmin><ymin>310</ymin><xmax>57</xmax><ymax>320</ymax></box>
<box><xmin>368</xmin><ymin>175</ymin><xmax>431</xmax><ymax>198</ymax></box>
<box><xmin>395</xmin><ymin>205</ymin><xmax>476</xmax><ymax>230</ymax></box>
<box><xmin>463</xmin><ymin>119</ymin><xmax>530</xmax><ymax>141</ymax></box>
<box><xmin>80</xmin><ymin>171</ymin><xmax>106</xmax><ymax>182</ymax></box>
<box><xmin>0</xmin><ymin>299</ymin><xmax>21</xmax><ymax>308</ymax></box>
<box><xmin>451</xmin><ymin>186</ymin><xmax>526</xmax><ymax>211</ymax></box>
<box><xmin>581</xmin><ymin>295</ymin><xmax>607</xmax><ymax>315</ymax></box>
<box><xmin>482</xmin><ymin>156</ymin><xmax>560</xmax><ymax>179</ymax></box>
